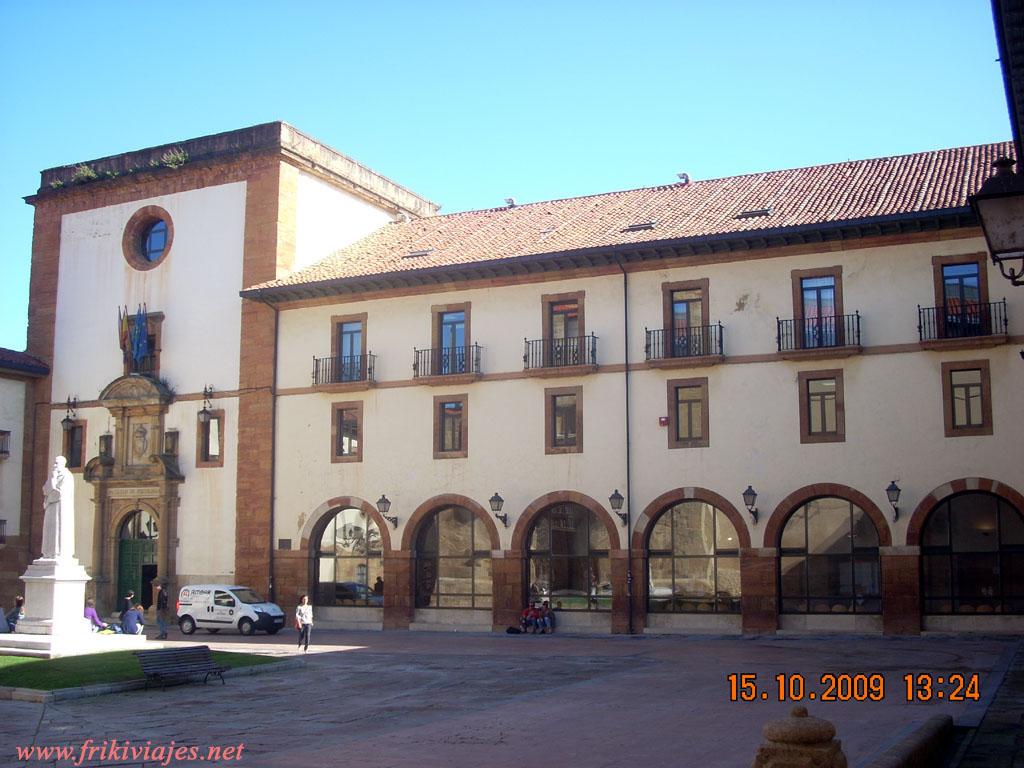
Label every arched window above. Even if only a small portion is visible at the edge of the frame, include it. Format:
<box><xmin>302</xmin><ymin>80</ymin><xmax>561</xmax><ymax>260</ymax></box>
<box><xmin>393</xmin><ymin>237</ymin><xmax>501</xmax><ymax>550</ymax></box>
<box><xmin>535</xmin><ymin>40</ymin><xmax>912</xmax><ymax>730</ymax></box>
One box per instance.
<box><xmin>779</xmin><ymin>496</ymin><xmax>880</xmax><ymax>614</ymax></box>
<box><xmin>527</xmin><ymin>503</ymin><xmax>610</xmax><ymax>611</ymax></box>
<box><xmin>314</xmin><ymin>508</ymin><xmax>383</xmax><ymax>607</ymax></box>
<box><xmin>647</xmin><ymin>501</ymin><xmax>740</xmax><ymax>613</ymax></box>
<box><xmin>120</xmin><ymin>509</ymin><xmax>158</xmax><ymax>540</ymax></box>
<box><xmin>415</xmin><ymin>507</ymin><xmax>491</xmax><ymax>608</ymax></box>
<box><xmin>922</xmin><ymin>492</ymin><xmax>1024</xmax><ymax>614</ymax></box>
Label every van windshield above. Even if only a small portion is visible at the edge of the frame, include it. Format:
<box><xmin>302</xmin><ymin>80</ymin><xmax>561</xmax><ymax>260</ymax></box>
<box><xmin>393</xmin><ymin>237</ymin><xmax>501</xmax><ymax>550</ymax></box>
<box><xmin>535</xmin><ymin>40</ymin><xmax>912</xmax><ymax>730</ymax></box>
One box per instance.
<box><xmin>233</xmin><ymin>589</ymin><xmax>266</xmax><ymax>604</ymax></box>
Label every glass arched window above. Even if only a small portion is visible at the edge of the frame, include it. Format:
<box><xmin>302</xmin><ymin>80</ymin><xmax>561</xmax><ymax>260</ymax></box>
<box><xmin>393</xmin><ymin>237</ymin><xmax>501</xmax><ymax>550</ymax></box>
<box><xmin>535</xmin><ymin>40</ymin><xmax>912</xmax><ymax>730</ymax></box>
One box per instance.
<box><xmin>415</xmin><ymin>507</ymin><xmax>491</xmax><ymax>608</ymax></box>
<box><xmin>922</xmin><ymin>492</ymin><xmax>1024</xmax><ymax>614</ymax></box>
<box><xmin>120</xmin><ymin>509</ymin><xmax>158</xmax><ymax>540</ymax></box>
<box><xmin>528</xmin><ymin>503</ymin><xmax>611</xmax><ymax>611</ymax></box>
<box><xmin>647</xmin><ymin>501</ymin><xmax>740</xmax><ymax>613</ymax></box>
<box><xmin>315</xmin><ymin>508</ymin><xmax>383</xmax><ymax>607</ymax></box>
<box><xmin>779</xmin><ymin>497</ymin><xmax>881</xmax><ymax>614</ymax></box>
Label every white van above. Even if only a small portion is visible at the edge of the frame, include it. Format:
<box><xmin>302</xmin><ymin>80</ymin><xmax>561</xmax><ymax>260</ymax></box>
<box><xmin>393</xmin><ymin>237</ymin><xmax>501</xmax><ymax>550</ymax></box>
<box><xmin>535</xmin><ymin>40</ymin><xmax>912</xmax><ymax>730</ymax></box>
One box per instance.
<box><xmin>176</xmin><ymin>584</ymin><xmax>286</xmax><ymax>636</ymax></box>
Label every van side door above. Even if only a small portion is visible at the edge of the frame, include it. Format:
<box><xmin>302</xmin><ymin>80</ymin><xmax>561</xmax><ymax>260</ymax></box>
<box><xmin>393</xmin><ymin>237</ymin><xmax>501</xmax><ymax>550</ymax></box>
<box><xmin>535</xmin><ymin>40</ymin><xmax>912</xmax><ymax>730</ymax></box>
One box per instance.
<box><xmin>211</xmin><ymin>589</ymin><xmax>236</xmax><ymax>626</ymax></box>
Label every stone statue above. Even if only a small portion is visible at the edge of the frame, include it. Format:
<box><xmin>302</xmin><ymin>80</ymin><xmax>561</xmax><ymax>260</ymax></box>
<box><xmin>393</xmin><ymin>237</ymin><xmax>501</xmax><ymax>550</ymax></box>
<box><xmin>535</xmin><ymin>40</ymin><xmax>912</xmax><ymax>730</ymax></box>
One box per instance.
<box><xmin>41</xmin><ymin>456</ymin><xmax>75</xmax><ymax>560</ymax></box>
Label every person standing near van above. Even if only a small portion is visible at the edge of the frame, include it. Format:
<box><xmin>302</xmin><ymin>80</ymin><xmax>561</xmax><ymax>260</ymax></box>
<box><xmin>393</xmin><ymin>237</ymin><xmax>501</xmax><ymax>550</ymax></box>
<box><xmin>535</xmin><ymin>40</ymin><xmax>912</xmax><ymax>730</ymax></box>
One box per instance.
<box><xmin>295</xmin><ymin>594</ymin><xmax>313</xmax><ymax>652</ymax></box>
<box><xmin>154</xmin><ymin>583</ymin><xmax>169</xmax><ymax>639</ymax></box>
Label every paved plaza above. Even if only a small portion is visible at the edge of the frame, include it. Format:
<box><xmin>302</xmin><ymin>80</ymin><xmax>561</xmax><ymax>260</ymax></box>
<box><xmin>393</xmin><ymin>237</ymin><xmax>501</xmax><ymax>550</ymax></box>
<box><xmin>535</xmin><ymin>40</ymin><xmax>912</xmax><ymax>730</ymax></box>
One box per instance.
<box><xmin>1</xmin><ymin>629</ymin><xmax>1020</xmax><ymax>767</ymax></box>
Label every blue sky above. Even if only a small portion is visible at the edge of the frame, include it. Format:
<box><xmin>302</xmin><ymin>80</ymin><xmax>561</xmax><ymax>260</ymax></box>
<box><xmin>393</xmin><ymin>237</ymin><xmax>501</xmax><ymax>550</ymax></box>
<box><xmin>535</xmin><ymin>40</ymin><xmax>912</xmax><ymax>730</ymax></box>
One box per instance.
<box><xmin>0</xmin><ymin>0</ymin><xmax>1011</xmax><ymax>350</ymax></box>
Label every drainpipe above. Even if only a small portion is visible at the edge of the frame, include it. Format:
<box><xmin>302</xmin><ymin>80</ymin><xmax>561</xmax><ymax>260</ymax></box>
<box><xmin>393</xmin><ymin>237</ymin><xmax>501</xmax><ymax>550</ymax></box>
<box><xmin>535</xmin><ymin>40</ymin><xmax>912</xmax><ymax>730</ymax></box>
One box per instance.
<box><xmin>268</xmin><ymin>303</ymin><xmax>280</xmax><ymax>603</ymax></box>
<box><xmin>617</xmin><ymin>259</ymin><xmax>634</xmax><ymax>634</ymax></box>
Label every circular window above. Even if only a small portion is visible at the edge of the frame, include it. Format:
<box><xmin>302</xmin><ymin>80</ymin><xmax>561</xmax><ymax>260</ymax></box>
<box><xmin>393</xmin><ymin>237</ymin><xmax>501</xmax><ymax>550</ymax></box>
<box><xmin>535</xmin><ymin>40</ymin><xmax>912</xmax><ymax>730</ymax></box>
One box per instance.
<box><xmin>122</xmin><ymin>206</ymin><xmax>173</xmax><ymax>270</ymax></box>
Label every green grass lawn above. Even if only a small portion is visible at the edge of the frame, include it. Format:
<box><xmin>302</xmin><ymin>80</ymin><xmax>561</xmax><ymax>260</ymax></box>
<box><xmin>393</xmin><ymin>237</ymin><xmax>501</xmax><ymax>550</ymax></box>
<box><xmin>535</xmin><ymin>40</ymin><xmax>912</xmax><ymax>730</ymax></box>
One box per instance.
<box><xmin>0</xmin><ymin>650</ymin><xmax>279</xmax><ymax>690</ymax></box>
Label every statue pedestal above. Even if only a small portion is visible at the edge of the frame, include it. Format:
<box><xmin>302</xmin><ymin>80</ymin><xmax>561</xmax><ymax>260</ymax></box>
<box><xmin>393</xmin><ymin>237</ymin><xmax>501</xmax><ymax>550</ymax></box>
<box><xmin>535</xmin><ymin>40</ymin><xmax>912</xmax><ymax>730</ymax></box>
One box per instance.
<box><xmin>0</xmin><ymin>556</ymin><xmax>149</xmax><ymax>658</ymax></box>
<box><xmin>18</xmin><ymin>557</ymin><xmax>92</xmax><ymax>637</ymax></box>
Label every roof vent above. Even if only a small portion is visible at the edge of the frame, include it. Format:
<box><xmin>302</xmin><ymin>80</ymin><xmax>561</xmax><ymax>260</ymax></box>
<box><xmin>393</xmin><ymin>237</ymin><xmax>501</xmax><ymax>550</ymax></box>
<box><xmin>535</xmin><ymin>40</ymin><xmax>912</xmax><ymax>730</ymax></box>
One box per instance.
<box><xmin>505</xmin><ymin>197</ymin><xmax>517</xmax><ymax>208</ymax></box>
<box><xmin>676</xmin><ymin>172</ymin><xmax>690</xmax><ymax>185</ymax></box>
<box><xmin>735</xmin><ymin>207</ymin><xmax>772</xmax><ymax>219</ymax></box>
<box><xmin>404</xmin><ymin>248</ymin><xmax>434</xmax><ymax>259</ymax></box>
<box><xmin>621</xmin><ymin>221</ymin><xmax>656</xmax><ymax>232</ymax></box>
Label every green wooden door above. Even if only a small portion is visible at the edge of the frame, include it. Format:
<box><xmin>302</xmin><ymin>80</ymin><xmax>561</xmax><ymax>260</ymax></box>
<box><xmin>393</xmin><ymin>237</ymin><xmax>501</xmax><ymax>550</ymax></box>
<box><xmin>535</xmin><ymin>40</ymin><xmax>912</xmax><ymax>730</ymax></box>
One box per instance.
<box><xmin>117</xmin><ymin>539</ymin><xmax>157</xmax><ymax>609</ymax></box>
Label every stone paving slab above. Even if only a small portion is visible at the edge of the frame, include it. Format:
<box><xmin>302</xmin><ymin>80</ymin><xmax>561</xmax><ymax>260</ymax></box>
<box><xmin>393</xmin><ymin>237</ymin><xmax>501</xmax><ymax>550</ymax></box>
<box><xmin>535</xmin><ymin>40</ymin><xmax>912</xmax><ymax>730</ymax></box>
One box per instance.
<box><xmin>0</xmin><ymin>630</ymin><xmax>1017</xmax><ymax>767</ymax></box>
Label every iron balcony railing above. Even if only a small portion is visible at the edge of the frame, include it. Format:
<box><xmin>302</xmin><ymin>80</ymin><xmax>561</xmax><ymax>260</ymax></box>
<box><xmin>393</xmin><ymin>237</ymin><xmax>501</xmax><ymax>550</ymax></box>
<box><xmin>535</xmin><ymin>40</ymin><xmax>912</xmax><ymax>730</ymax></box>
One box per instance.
<box><xmin>413</xmin><ymin>344</ymin><xmax>482</xmax><ymax>377</ymax></box>
<box><xmin>645</xmin><ymin>324</ymin><xmax>723</xmax><ymax>360</ymax></box>
<box><xmin>523</xmin><ymin>334</ymin><xmax>598</xmax><ymax>369</ymax></box>
<box><xmin>918</xmin><ymin>300</ymin><xmax>1008</xmax><ymax>342</ymax></box>
<box><xmin>312</xmin><ymin>354</ymin><xmax>376</xmax><ymax>385</ymax></box>
<box><xmin>777</xmin><ymin>313</ymin><xmax>860</xmax><ymax>352</ymax></box>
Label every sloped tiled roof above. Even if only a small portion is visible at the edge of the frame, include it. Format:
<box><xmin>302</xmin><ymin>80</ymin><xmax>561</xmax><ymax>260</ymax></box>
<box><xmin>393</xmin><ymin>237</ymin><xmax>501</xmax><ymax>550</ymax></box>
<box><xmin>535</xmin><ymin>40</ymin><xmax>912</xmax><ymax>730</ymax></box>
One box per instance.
<box><xmin>247</xmin><ymin>141</ymin><xmax>1013</xmax><ymax>296</ymax></box>
<box><xmin>0</xmin><ymin>347</ymin><xmax>49</xmax><ymax>377</ymax></box>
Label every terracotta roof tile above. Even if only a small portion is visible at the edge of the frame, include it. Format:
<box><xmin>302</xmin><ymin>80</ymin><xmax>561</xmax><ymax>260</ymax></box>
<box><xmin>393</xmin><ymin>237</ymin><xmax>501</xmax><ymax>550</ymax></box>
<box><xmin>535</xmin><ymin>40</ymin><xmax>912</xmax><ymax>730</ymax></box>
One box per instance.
<box><xmin>0</xmin><ymin>347</ymin><xmax>49</xmax><ymax>377</ymax></box>
<box><xmin>250</xmin><ymin>141</ymin><xmax>1013</xmax><ymax>292</ymax></box>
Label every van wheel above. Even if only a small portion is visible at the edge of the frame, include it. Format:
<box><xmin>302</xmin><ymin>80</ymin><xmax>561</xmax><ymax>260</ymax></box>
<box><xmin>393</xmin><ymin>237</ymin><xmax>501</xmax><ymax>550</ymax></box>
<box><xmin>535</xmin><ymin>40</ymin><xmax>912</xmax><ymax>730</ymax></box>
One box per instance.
<box><xmin>179</xmin><ymin>616</ymin><xmax>196</xmax><ymax>635</ymax></box>
<box><xmin>205</xmin><ymin>628</ymin><xmax>220</xmax><ymax>634</ymax></box>
<box><xmin>238</xmin><ymin>618</ymin><xmax>254</xmax><ymax>636</ymax></box>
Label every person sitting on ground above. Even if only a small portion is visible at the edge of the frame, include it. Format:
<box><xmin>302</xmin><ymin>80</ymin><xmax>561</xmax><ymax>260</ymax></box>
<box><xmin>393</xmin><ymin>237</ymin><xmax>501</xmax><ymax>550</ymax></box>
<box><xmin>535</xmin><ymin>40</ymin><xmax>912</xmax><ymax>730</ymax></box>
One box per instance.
<box><xmin>6</xmin><ymin>596</ymin><xmax>25</xmax><ymax>632</ymax></box>
<box><xmin>84</xmin><ymin>598</ymin><xmax>108</xmax><ymax>632</ymax></box>
<box><xmin>519</xmin><ymin>604</ymin><xmax>536</xmax><ymax>634</ymax></box>
<box><xmin>538</xmin><ymin>600</ymin><xmax>556</xmax><ymax>634</ymax></box>
<box><xmin>119</xmin><ymin>590</ymin><xmax>134</xmax><ymax>622</ymax></box>
<box><xmin>527</xmin><ymin>603</ymin><xmax>544</xmax><ymax>634</ymax></box>
<box><xmin>122</xmin><ymin>603</ymin><xmax>145</xmax><ymax>635</ymax></box>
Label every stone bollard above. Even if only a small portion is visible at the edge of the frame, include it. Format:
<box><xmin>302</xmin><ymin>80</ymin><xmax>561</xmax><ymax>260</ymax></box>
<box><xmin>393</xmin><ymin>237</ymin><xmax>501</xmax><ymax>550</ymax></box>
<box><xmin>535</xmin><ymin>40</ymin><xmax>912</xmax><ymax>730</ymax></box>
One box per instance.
<box><xmin>752</xmin><ymin>705</ymin><xmax>848</xmax><ymax>768</ymax></box>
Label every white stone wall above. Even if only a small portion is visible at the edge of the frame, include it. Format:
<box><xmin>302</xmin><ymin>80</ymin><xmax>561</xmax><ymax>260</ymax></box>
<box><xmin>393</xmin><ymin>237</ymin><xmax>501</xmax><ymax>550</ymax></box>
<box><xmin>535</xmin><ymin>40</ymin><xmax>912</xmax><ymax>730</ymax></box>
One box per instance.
<box><xmin>49</xmin><ymin>183</ymin><xmax>247</xmax><ymax>578</ymax></box>
<box><xmin>0</xmin><ymin>376</ymin><xmax>27</xmax><ymax>537</ymax></box>
<box><xmin>293</xmin><ymin>170</ymin><xmax>395</xmax><ymax>272</ymax></box>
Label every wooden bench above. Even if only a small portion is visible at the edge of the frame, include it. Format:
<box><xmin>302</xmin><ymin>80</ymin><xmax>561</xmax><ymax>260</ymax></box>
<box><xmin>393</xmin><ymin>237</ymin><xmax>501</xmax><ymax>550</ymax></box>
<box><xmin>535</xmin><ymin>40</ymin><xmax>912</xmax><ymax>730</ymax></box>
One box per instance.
<box><xmin>135</xmin><ymin>645</ymin><xmax>228</xmax><ymax>690</ymax></box>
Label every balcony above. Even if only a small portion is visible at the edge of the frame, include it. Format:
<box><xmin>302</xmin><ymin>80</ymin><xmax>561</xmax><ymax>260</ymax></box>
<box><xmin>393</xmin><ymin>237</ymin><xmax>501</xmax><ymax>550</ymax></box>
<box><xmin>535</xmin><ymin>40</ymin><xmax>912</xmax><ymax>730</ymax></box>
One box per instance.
<box><xmin>776</xmin><ymin>313</ymin><xmax>861</xmax><ymax>360</ymax></box>
<box><xmin>645</xmin><ymin>324</ymin><xmax>724</xmax><ymax>369</ymax></box>
<box><xmin>523</xmin><ymin>335</ymin><xmax>598</xmax><ymax>377</ymax></box>
<box><xmin>918</xmin><ymin>300</ymin><xmax>1009</xmax><ymax>350</ymax></box>
<box><xmin>312</xmin><ymin>353</ymin><xmax>376</xmax><ymax>391</ymax></box>
<box><xmin>413</xmin><ymin>344</ymin><xmax>482</xmax><ymax>384</ymax></box>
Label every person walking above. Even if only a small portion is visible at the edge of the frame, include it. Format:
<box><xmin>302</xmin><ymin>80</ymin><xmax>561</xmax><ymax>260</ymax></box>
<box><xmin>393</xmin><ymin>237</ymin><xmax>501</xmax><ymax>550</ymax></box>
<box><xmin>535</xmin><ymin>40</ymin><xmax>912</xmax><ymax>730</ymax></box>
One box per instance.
<box><xmin>154</xmin><ymin>582</ymin><xmax>169</xmax><ymax>639</ymax></box>
<box><xmin>295</xmin><ymin>594</ymin><xmax>313</xmax><ymax>652</ymax></box>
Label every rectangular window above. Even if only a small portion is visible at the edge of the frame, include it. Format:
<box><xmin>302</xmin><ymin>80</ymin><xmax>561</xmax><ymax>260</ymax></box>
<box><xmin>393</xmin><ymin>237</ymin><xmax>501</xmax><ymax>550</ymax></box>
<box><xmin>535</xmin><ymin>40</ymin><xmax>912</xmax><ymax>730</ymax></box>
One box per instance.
<box><xmin>431</xmin><ymin>303</ymin><xmax>471</xmax><ymax>376</ymax></box>
<box><xmin>667</xmin><ymin>378</ymin><xmax>709</xmax><ymax>448</ymax></box>
<box><xmin>661</xmin><ymin>280</ymin><xmax>709</xmax><ymax>357</ymax></box>
<box><xmin>545</xmin><ymin>386</ymin><xmax>583</xmax><ymax>454</ymax></box>
<box><xmin>790</xmin><ymin>267</ymin><xmax>843</xmax><ymax>349</ymax></box>
<box><xmin>941</xmin><ymin>360</ymin><xmax>993</xmax><ymax>437</ymax></box>
<box><xmin>335</xmin><ymin>317</ymin><xmax>365</xmax><ymax>382</ymax></box>
<box><xmin>434</xmin><ymin>394</ymin><xmax>468</xmax><ymax>459</ymax></box>
<box><xmin>798</xmin><ymin>370</ymin><xmax>845</xmax><ymax>444</ymax></box>
<box><xmin>0</xmin><ymin>429</ymin><xmax>10</xmax><ymax>457</ymax></box>
<box><xmin>541</xmin><ymin>292</ymin><xmax>586</xmax><ymax>368</ymax></box>
<box><xmin>931</xmin><ymin>254</ymin><xmax>990</xmax><ymax>340</ymax></box>
<box><xmin>332</xmin><ymin>401</ymin><xmax>363</xmax><ymax>463</ymax></box>
<box><xmin>196</xmin><ymin>410</ymin><xmax>225</xmax><ymax>468</ymax></box>
<box><xmin>63</xmin><ymin>421</ymin><xmax>86</xmax><ymax>469</ymax></box>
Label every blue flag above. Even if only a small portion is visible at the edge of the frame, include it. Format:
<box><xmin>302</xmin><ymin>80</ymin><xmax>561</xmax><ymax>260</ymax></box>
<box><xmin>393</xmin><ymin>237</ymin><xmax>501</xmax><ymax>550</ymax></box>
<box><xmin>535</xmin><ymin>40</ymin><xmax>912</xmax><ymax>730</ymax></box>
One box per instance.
<box><xmin>131</xmin><ymin>305</ymin><xmax>149</xmax><ymax>364</ymax></box>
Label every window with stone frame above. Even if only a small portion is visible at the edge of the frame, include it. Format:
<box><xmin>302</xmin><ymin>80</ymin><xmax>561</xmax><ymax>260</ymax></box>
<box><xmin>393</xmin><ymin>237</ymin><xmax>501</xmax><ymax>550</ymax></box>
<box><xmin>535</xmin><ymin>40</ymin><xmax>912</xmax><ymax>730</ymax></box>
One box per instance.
<box><xmin>667</xmin><ymin>377</ymin><xmax>709</xmax><ymax>448</ymax></box>
<box><xmin>545</xmin><ymin>386</ymin><xmax>583</xmax><ymax>454</ymax></box>
<box><xmin>434</xmin><ymin>394</ymin><xmax>468</xmax><ymax>459</ymax></box>
<box><xmin>196</xmin><ymin>409</ymin><xmax>224</xmax><ymax>468</ymax></box>
<box><xmin>798</xmin><ymin>370</ymin><xmax>845</xmax><ymax>444</ymax></box>
<box><xmin>63</xmin><ymin>421</ymin><xmax>86</xmax><ymax>470</ymax></box>
<box><xmin>119</xmin><ymin>311</ymin><xmax>164</xmax><ymax>377</ymax></box>
<box><xmin>941</xmin><ymin>360</ymin><xmax>993</xmax><ymax>437</ymax></box>
<box><xmin>332</xmin><ymin>401</ymin><xmax>363</xmax><ymax>462</ymax></box>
